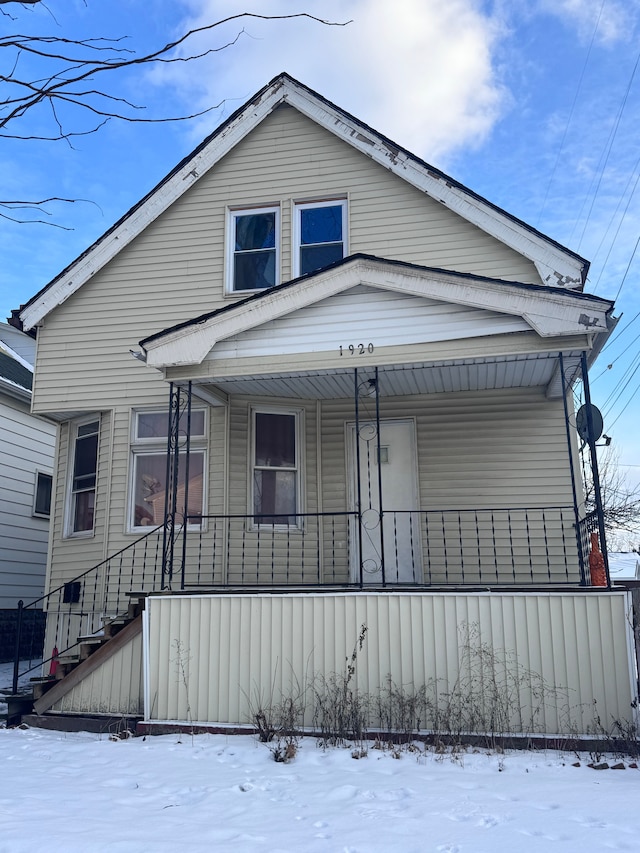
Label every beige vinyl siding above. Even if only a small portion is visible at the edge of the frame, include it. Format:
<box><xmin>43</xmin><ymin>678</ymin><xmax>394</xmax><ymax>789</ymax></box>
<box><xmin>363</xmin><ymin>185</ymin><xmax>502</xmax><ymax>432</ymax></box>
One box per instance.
<box><xmin>145</xmin><ymin>591</ymin><xmax>636</xmax><ymax>735</ymax></box>
<box><xmin>320</xmin><ymin>386</ymin><xmax>578</xmax><ymax>584</ymax></box>
<box><xmin>321</xmin><ymin>386</ymin><xmax>574</xmax><ymax>510</ymax></box>
<box><xmin>32</xmin><ymin>107</ymin><xmax>541</xmax><ymax>414</ymax></box>
<box><xmin>0</xmin><ymin>396</ymin><xmax>55</xmax><ymax>607</ymax></box>
<box><xmin>50</xmin><ymin>629</ymin><xmax>143</xmax><ymax>716</ymax></box>
<box><xmin>204</xmin><ymin>286</ymin><xmax>532</xmax><ymax>362</ymax></box>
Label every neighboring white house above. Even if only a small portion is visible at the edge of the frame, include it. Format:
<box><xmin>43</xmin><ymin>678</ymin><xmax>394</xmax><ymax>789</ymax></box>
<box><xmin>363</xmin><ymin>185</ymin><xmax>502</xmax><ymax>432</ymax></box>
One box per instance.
<box><xmin>11</xmin><ymin>75</ymin><xmax>638</xmax><ymax>736</ymax></box>
<box><xmin>0</xmin><ymin>323</ymin><xmax>56</xmax><ymax>661</ymax></box>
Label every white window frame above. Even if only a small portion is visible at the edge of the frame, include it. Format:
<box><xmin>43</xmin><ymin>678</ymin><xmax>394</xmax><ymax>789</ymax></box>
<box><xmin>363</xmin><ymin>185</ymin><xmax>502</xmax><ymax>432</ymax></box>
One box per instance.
<box><xmin>226</xmin><ymin>204</ymin><xmax>280</xmax><ymax>294</ymax></box>
<box><xmin>128</xmin><ymin>407</ymin><xmax>208</xmax><ymax>534</ymax></box>
<box><xmin>64</xmin><ymin>416</ymin><xmax>100</xmax><ymax>538</ymax></box>
<box><xmin>292</xmin><ymin>198</ymin><xmax>348</xmax><ymax>279</ymax></box>
<box><xmin>32</xmin><ymin>470</ymin><xmax>53</xmax><ymax>519</ymax></box>
<box><xmin>250</xmin><ymin>406</ymin><xmax>303</xmax><ymax>530</ymax></box>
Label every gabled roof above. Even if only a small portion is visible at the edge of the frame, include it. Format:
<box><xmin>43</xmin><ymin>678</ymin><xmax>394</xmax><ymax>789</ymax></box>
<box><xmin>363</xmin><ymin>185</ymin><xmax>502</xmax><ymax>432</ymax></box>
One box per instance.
<box><xmin>140</xmin><ymin>255</ymin><xmax>612</xmax><ymax>369</ymax></box>
<box><xmin>17</xmin><ymin>74</ymin><xmax>589</xmax><ymax>332</ymax></box>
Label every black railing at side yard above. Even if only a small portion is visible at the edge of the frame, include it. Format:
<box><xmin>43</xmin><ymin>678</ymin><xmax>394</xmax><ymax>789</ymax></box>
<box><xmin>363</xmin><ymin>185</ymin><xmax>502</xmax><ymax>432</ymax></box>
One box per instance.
<box><xmin>12</xmin><ymin>524</ymin><xmax>165</xmax><ymax>695</ymax></box>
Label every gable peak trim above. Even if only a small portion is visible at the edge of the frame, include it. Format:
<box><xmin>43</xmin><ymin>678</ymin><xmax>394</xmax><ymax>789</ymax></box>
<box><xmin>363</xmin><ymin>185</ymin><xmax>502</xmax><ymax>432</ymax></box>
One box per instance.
<box><xmin>19</xmin><ymin>73</ymin><xmax>589</xmax><ymax>331</ymax></box>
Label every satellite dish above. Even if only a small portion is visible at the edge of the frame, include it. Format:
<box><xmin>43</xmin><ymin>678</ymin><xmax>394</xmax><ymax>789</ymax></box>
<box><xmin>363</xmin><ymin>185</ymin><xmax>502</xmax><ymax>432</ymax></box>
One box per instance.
<box><xmin>576</xmin><ymin>404</ymin><xmax>604</xmax><ymax>444</ymax></box>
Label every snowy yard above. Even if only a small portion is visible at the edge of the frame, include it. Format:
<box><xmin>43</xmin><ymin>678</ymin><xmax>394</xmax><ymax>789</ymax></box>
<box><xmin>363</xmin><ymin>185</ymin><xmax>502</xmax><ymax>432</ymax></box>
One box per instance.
<box><xmin>1</xmin><ymin>664</ymin><xmax>640</xmax><ymax>852</ymax></box>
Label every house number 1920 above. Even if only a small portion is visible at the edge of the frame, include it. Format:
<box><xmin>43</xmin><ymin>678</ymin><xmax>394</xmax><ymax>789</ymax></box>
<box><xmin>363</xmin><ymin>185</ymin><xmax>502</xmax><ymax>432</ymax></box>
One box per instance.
<box><xmin>339</xmin><ymin>343</ymin><xmax>374</xmax><ymax>356</ymax></box>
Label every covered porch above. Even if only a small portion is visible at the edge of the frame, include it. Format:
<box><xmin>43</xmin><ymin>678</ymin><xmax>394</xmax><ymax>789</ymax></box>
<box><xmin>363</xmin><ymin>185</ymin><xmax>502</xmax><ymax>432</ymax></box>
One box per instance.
<box><xmin>136</xmin><ymin>256</ymin><xmax>614</xmax><ymax>595</ymax></box>
<box><xmin>157</xmin><ymin>350</ymin><xmax>604</xmax><ymax>593</ymax></box>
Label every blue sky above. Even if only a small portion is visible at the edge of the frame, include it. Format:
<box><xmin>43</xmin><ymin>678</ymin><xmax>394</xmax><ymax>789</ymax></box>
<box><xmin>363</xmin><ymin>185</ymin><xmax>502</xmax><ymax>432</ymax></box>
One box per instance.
<box><xmin>2</xmin><ymin>0</ymin><xmax>640</xmax><ymax>499</ymax></box>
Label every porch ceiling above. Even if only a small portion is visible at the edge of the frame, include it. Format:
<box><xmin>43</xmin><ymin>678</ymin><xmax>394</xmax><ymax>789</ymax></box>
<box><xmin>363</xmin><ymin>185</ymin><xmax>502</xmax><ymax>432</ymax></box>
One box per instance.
<box><xmin>192</xmin><ymin>351</ymin><xmax>582</xmax><ymax>401</ymax></box>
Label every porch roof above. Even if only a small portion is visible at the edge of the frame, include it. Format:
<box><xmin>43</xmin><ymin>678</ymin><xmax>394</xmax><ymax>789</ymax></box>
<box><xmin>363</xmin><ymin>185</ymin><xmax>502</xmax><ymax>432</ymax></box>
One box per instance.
<box><xmin>139</xmin><ymin>257</ymin><xmax>614</xmax><ymax>395</ymax></box>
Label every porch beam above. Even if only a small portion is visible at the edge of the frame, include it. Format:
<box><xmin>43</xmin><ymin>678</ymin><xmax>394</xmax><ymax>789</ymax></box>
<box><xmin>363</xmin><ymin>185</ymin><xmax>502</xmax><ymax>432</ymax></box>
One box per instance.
<box><xmin>162</xmin><ymin>332</ymin><xmax>593</xmax><ymax>384</ymax></box>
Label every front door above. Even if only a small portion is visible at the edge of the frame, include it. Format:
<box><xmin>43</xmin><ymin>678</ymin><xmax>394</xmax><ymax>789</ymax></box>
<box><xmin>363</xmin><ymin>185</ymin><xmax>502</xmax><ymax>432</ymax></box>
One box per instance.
<box><xmin>348</xmin><ymin>418</ymin><xmax>422</xmax><ymax>584</ymax></box>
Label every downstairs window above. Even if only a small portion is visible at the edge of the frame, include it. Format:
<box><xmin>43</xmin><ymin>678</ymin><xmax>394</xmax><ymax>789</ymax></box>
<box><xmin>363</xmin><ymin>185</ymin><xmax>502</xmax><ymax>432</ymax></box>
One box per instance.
<box><xmin>252</xmin><ymin>409</ymin><xmax>301</xmax><ymax>526</ymax></box>
<box><xmin>129</xmin><ymin>409</ymin><xmax>207</xmax><ymax>531</ymax></box>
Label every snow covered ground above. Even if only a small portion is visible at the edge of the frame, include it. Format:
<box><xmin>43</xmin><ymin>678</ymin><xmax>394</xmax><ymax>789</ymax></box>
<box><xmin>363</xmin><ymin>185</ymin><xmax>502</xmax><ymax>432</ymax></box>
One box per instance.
<box><xmin>1</xmin><ymin>665</ymin><xmax>640</xmax><ymax>852</ymax></box>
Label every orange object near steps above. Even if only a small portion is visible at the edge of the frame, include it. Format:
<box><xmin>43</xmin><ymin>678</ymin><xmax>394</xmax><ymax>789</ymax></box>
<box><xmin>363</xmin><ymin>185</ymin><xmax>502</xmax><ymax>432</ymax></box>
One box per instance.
<box><xmin>589</xmin><ymin>532</ymin><xmax>607</xmax><ymax>587</ymax></box>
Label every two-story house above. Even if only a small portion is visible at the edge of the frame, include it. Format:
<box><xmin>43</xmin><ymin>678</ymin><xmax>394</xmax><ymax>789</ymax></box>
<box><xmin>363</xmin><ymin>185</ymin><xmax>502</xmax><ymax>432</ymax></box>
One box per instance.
<box><xmin>11</xmin><ymin>74</ymin><xmax>636</xmax><ymax>737</ymax></box>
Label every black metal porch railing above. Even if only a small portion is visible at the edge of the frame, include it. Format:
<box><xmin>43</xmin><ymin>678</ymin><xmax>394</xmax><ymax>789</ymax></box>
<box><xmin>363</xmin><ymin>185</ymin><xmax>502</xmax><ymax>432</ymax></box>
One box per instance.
<box><xmin>12</xmin><ymin>524</ymin><xmax>165</xmax><ymax>695</ymax></box>
<box><xmin>182</xmin><ymin>505</ymin><xmax>585</xmax><ymax>588</ymax></box>
<box><xmin>12</xmin><ymin>504</ymin><xmax>594</xmax><ymax>696</ymax></box>
<box><xmin>180</xmin><ymin>511</ymin><xmax>358</xmax><ymax>587</ymax></box>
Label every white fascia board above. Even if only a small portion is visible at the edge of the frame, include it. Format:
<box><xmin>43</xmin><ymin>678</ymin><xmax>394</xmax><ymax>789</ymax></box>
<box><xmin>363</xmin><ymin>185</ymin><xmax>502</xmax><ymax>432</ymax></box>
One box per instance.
<box><xmin>22</xmin><ymin>77</ymin><xmax>585</xmax><ymax>331</ymax></box>
<box><xmin>282</xmin><ymin>81</ymin><xmax>586</xmax><ymax>289</ymax></box>
<box><xmin>362</xmin><ymin>266</ymin><xmax>609</xmax><ymax>337</ymax></box>
<box><xmin>19</xmin><ymin>84</ymin><xmax>289</xmax><ymax>332</ymax></box>
<box><xmin>142</xmin><ymin>258</ymin><xmax>610</xmax><ymax>368</ymax></box>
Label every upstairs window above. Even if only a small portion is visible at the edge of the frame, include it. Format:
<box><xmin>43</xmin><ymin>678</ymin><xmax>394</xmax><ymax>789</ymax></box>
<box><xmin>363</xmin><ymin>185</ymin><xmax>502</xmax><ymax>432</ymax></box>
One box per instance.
<box><xmin>228</xmin><ymin>206</ymin><xmax>279</xmax><ymax>292</ymax></box>
<box><xmin>67</xmin><ymin>419</ymin><xmax>99</xmax><ymax>535</ymax></box>
<box><xmin>294</xmin><ymin>200</ymin><xmax>347</xmax><ymax>277</ymax></box>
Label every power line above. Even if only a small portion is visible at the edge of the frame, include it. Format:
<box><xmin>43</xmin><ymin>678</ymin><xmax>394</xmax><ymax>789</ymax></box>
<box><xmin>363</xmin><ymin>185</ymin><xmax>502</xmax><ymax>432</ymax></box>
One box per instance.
<box><xmin>600</xmin><ymin>307</ymin><xmax>640</xmax><ymax>355</ymax></box>
<box><xmin>535</xmin><ymin>1</ymin><xmax>605</xmax><ymax>227</ymax></box>
<box><xmin>592</xmin><ymin>328</ymin><xmax>640</xmax><ymax>382</ymax></box>
<box><xmin>574</xmin><ymin>47</ymin><xmax>640</xmax><ymax>251</ymax></box>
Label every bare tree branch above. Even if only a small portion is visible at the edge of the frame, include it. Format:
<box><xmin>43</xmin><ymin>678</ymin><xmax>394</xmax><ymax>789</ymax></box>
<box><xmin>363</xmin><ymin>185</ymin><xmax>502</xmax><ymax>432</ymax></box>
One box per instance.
<box><xmin>583</xmin><ymin>445</ymin><xmax>640</xmax><ymax>535</ymax></box>
<box><xmin>1</xmin><ymin>4</ymin><xmax>350</xmax><ymax>222</ymax></box>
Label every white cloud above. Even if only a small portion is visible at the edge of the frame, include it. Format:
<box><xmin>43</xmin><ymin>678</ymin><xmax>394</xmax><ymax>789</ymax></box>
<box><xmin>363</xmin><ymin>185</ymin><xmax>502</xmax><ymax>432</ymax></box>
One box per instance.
<box><xmin>537</xmin><ymin>0</ymin><xmax>640</xmax><ymax>44</ymax></box>
<box><xmin>156</xmin><ymin>0</ymin><xmax>507</xmax><ymax>165</ymax></box>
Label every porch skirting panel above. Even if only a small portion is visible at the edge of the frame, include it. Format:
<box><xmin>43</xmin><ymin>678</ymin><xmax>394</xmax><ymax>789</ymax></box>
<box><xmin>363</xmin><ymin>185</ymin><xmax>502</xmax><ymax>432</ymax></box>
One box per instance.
<box><xmin>144</xmin><ymin>592</ymin><xmax>637</xmax><ymax>737</ymax></box>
